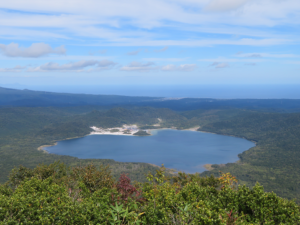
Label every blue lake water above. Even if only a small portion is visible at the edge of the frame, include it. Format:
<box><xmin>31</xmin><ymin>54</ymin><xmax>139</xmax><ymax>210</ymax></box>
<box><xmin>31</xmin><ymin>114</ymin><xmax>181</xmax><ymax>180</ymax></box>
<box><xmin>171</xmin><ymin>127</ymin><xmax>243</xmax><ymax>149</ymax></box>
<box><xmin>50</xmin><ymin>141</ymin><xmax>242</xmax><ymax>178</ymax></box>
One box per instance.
<box><xmin>45</xmin><ymin>130</ymin><xmax>255</xmax><ymax>173</ymax></box>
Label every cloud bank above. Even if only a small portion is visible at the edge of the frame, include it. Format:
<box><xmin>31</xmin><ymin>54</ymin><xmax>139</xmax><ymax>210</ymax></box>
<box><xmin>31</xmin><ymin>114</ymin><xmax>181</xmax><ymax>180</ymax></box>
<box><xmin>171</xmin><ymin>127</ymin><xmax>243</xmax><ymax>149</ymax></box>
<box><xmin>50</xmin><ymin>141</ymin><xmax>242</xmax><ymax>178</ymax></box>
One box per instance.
<box><xmin>121</xmin><ymin>62</ymin><xmax>157</xmax><ymax>71</ymax></box>
<box><xmin>155</xmin><ymin>47</ymin><xmax>169</xmax><ymax>53</ymax></box>
<box><xmin>210</xmin><ymin>62</ymin><xmax>229</xmax><ymax>69</ymax></box>
<box><xmin>0</xmin><ymin>43</ymin><xmax>66</xmax><ymax>58</ymax></box>
<box><xmin>127</xmin><ymin>50</ymin><xmax>142</xmax><ymax>56</ymax></box>
<box><xmin>236</xmin><ymin>52</ymin><xmax>299</xmax><ymax>58</ymax></box>
<box><xmin>28</xmin><ymin>60</ymin><xmax>116</xmax><ymax>72</ymax></box>
<box><xmin>162</xmin><ymin>64</ymin><xmax>196</xmax><ymax>71</ymax></box>
<box><xmin>0</xmin><ymin>65</ymin><xmax>26</xmax><ymax>72</ymax></box>
<box><xmin>205</xmin><ymin>0</ymin><xmax>250</xmax><ymax>12</ymax></box>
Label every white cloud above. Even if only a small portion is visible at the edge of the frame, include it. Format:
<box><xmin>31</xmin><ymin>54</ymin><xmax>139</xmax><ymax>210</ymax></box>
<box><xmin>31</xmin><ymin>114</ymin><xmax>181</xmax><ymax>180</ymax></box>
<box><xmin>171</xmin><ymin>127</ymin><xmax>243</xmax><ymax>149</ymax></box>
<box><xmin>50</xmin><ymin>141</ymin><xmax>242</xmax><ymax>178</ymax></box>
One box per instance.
<box><xmin>243</xmin><ymin>53</ymin><xmax>262</xmax><ymax>58</ymax></box>
<box><xmin>205</xmin><ymin>0</ymin><xmax>250</xmax><ymax>12</ymax></box>
<box><xmin>121</xmin><ymin>62</ymin><xmax>196</xmax><ymax>72</ymax></box>
<box><xmin>179</xmin><ymin>25</ymin><xmax>283</xmax><ymax>39</ymax></box>
<box><xmin>121</xmin><ymin>61</ymin><xmax>157</xmax><ymax>71</ymax></box>
<box><xmin>236</xmin><ymin>52</ymin><xmax>299</xmax><ymax>58</ymax></box>
<box><xmin>155</xmin><ymin>46</ymin><xmax>168</xmax><ymax>53</ymax></box>
<box><xmin>104</xmin><ymin>38</ymin><xmax>290</xmax><ymax>47</ymax></box>
<box><xmin>143</xmin><ymin>58</ymin><xmax>186</xmax><ymax>62</ymax></box>
<box><xmin>1</xmin><ymin>0</ymin><xmax>299</xmax><ymax>28</ymax></box>
<box><xmin>161</xmin><ymin>64</ymin><xmax>197</xmax><ymax>71</ymax></box>
<box><xmin>127</xmin><ymin>50</ymin><xmax>142</xmax><ymax>55</ymax></box>
<box><xmin>210</xmin><ymin>62</ymin><xmax>229</xmax><ymax>68</ymax></box>
<box><xmin>28</xmin><ymin>60</ymin><xmax>116</xmax><ymax>72</ymax></box>
<box><xmin>0</xmin><ymin>0</ymin><xmax>299</xmax><ymax>47</ymax></box>
<box><xmin>0</xmin><ymin>65</ymin><xmax>26</xmax><ymax>72</ymax></box>
<box><xmin>98</xmin><ymin>60</ymin><xmax>116</xmax><ymax>68</ymax></box>
<box><xmin>199</xmin><ymin>57</ymin><xmax>263</xmax><ymax>63</ymax></box>
<box><xmin>0</xmin><ymin>43</ymin><xmax>66</xmax><ymax>58</ymax></box>
<box><xmin>89</xmin><ymin>49</ymin><xmax>107</xmax><ymax>56</ymax></box>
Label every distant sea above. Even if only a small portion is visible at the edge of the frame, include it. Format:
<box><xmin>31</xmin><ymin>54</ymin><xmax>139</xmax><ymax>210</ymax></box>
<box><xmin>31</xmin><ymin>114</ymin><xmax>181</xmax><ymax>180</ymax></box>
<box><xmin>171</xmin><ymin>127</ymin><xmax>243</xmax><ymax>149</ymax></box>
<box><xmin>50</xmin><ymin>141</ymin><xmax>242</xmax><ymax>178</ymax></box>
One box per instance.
<box><xmin>2</xmin><ymin>84</ymin><xmax>300</xmax><ymax>99</ymax></box>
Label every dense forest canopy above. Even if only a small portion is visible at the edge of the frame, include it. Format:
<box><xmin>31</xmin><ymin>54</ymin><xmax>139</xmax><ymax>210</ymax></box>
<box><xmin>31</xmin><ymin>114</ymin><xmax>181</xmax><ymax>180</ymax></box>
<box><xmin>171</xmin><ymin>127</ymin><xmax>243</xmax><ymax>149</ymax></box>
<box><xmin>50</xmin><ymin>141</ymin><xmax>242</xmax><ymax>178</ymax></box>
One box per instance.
<box><xmin>1</xmin><ymin>162</ymin><xmax>299</xmax><ymax>224</ymax></box>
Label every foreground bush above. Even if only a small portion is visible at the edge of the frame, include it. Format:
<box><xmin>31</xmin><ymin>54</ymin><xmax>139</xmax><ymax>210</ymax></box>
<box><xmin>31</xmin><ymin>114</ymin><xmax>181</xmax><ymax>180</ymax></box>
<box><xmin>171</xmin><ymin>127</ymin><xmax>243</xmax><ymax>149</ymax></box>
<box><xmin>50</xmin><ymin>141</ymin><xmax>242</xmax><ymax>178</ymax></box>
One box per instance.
<box><xmin>0</xmin><ymin>162</ymin><xmax>299</xmax><ymax>224</ymax></box>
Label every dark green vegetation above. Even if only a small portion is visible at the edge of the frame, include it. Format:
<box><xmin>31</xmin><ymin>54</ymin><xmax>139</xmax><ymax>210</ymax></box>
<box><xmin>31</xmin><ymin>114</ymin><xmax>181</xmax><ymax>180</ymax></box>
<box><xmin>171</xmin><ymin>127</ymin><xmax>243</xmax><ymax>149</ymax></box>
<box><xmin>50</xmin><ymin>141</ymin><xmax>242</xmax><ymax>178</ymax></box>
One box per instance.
<box><xmin>199</xmin><ymin>111</ymin><xmax>300</xmax><ymax>201</ymax></box>
<box><xmin>0</xmin><ymin>86</ymin><xmax>160</xmax><ymax>107</ymax></box>
<box><xmin>133</xmin><ymin>131</ymin><xmax>151</xmax><ymax>136</ymax></box>
<box><xmin>1</xmin><ymin>162</ymin><xmax>299</xmax><ymax>224</ymax></box>
<box><xmin>110</xmin><ymin>129</ymin><xmax>120</xmax><ymax>133</ymax></box>
<box><xmin>2</xmin><ymin>87</ymin><xmax>300</xmax><ymax>204</ymax></box>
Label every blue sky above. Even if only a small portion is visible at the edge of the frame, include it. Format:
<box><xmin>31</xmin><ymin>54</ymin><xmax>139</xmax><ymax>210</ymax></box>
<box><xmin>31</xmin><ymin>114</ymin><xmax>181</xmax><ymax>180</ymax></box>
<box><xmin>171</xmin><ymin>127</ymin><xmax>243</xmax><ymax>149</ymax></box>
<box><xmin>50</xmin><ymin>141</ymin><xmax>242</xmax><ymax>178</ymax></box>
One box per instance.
<box><xmin>0</xmin><ymin>0</ymin><xmax>300</xmax><ymax>86</ymax></box>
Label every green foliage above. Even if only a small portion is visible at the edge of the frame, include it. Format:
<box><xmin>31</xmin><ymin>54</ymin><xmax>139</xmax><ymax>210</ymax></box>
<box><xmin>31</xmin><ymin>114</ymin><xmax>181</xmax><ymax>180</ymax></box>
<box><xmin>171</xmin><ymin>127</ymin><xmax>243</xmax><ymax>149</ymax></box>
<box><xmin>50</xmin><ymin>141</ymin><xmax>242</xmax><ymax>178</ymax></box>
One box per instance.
<box><xmin>199</xmin><ymin>111</ymin><xmax>300</xmax><ymax>202</ymax></box>
<box><xmin>3</xmin><ymin>103</ymin><xmax>300</xmax><ymax>204</ymax></box>
<box><xmin>133</xmin><ymin>130</ymin><xmax>150</xmax><ymax>136</ymax></box>
<box><xmin>1</xmin><ymin>163</ymin><xmax>299</xmax><ymax>224</ymax></box>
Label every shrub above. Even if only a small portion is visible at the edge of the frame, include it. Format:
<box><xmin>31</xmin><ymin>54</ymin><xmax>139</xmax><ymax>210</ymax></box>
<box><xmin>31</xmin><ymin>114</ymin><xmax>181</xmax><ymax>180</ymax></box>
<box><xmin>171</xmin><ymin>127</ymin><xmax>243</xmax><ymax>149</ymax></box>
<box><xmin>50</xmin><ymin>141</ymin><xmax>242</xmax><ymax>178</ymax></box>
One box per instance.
<box><xmin>0</xmin><ymin>162</ymin><xmax>299</xmax><ymax>224</ymax></box>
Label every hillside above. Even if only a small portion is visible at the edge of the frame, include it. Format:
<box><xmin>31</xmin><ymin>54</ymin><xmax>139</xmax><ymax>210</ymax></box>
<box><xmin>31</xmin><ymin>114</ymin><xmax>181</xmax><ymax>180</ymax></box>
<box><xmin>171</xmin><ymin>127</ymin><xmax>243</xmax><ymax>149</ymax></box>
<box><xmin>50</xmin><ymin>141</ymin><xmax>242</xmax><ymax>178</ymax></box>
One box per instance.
<box><xmin>1</xmin><ymin>92</ymin><xmax>300</xmax><ymax>202</ymax></box>
<box><xmin>2</xmin><ymin>87</ymin><xmax>300</xmax><ymax>112</ymax></box>
<box><xmin>0</xmin><ymin>87</ymin><xmax>161</xmax><ymax>107</ymax></box>
<box><xmin>199</xmin><ymin>111</ymin><xmax>300</xmax><ymax>201</ymax></box>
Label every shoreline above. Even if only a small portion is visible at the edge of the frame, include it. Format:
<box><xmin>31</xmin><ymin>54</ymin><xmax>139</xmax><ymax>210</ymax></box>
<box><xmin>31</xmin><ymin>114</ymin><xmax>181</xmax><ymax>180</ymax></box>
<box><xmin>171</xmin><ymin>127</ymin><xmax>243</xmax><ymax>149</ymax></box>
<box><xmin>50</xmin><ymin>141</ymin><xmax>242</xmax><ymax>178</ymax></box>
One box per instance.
<box><xmin>37</xmin><ymin>125</ymin><xmax>256</xmax><ymax>173</ymax></box>
<box><xmin>37</xmin><ymin>134</ymin><xmax>90</xmax><ymax>153</ymax></box>
<box><xmin>37</xmin><ymin>143</ymin><xmax>57</xmax><ymax>153</ymax></box>
<box><xmin>184</xmin><ymin>126</ymin><xmax>201</xmax><ymax>131</ymax></box>
<box><xmin>198</xmin><ymin>129</ymin><xmax>257</xmax><ymax>145</ymax></box>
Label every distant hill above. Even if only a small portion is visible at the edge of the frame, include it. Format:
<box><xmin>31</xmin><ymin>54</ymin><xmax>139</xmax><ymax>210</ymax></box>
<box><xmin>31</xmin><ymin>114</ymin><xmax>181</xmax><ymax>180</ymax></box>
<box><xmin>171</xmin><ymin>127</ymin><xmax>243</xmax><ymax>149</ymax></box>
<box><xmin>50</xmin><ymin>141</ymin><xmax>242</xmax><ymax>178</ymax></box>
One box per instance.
<box><xmin>2</xmin><ymin>86</ymin><xmax>300</xmax><ymax>112</ymax></box>
<box><xmin>136</xmin><ymin>98</ymin><xmax>300</xmax><ymax>112</ymax></box>
<box><xmin>0</xmin><ymin>86</ymin><xmax>161</xmax><ymax>107</ymax></box>
<box><xmin>2</xmin><ymin>92</ymin><xmax>300</xmax><ymax>201</ymax></box>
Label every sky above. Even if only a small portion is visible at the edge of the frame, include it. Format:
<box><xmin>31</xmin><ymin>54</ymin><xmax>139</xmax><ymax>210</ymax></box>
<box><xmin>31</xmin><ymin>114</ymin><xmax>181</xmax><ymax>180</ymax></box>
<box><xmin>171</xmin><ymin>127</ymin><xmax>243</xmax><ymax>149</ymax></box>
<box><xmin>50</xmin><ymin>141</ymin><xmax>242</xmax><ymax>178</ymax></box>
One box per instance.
<box><xmin>0</xmin><ymin>0</ymin><xmax>300</xmax><ymax>86</ymax></box>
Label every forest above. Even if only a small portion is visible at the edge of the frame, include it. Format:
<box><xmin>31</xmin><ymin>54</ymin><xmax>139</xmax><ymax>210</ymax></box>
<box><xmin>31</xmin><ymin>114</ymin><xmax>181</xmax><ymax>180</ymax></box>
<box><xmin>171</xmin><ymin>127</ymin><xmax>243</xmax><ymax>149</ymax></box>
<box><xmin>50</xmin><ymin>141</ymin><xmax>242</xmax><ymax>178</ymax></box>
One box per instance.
<box><xmin>1</xmin><ymin>162</ymin><xmax>299</xmax><ymax>224</ymax></box>
<box><xmin>1</xmin><ymin>87</ymin><xmax>300</xmax><ymax>205</ymax></box>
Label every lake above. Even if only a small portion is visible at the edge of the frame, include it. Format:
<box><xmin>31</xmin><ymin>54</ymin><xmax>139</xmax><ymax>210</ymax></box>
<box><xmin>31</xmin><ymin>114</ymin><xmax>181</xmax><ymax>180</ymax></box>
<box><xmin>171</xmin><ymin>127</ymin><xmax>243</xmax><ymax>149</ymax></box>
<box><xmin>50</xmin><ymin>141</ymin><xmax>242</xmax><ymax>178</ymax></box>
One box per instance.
<box><xmin>45</xmin><ymin>129</ymin><xmax>255</xmax><ymax>173</ymax></box>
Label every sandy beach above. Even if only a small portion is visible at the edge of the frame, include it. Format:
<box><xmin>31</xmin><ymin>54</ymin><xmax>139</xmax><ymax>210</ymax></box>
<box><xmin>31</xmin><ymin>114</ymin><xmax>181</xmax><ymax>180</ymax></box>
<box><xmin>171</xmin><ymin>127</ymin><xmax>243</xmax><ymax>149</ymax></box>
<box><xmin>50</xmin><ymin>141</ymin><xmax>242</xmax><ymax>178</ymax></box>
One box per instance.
<box><xmin>184</xmin><ymin>126</ymin><xmax>200</xmax><ymax>131</ymax></box>
<box><xmin>37</xmin><ymin>143</ymin><xmax>57</xmax><ymax>153</ymax></box>
<box><xmin>90</xmin><ymin>125</ymin><xmax>145</xmax><ymax>136</ymax></box>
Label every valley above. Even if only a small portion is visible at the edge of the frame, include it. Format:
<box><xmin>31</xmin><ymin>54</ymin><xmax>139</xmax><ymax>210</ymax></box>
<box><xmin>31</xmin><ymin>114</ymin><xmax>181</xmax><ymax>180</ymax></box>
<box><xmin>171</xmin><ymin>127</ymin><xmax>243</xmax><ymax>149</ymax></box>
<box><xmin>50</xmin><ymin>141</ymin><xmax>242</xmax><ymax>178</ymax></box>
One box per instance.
<box><xmin>1</xmin><ymin>87</ymin><xmax>300</xmax><ymax>202</ymax></box>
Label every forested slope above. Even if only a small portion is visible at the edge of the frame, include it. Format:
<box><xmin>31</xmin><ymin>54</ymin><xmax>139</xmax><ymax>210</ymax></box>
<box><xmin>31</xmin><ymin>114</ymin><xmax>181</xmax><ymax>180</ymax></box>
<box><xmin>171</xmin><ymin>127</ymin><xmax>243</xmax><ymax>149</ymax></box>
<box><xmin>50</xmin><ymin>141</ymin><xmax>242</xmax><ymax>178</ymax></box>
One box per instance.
<box><xmin>2</xmin><ymin>99</ymin><xmax>300</xmax><ymax>203</ymax></box>
<box><xmin>199</xmin><ymin>111</ymin><xmax>300</xmax><ymax>201</ymax></box>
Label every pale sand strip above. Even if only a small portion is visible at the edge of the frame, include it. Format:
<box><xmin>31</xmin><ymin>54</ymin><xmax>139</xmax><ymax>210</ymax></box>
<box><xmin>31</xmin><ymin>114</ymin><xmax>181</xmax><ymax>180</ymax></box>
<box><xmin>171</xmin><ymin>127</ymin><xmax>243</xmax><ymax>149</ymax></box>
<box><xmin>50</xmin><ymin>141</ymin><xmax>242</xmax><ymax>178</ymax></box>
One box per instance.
<box><xmin>90</xmin><ymin>131</ymin><xmax>134</xmax><ymax>136</ymax></box>
<box><xmin>37</xmin><ymin>143</ymin><xmax>57</xmax><ymax>153</ymax></box>
<box><xmin>184</xmin><ymin>126</ymin><xmax>200</xmax><ymax>131</ymax></box>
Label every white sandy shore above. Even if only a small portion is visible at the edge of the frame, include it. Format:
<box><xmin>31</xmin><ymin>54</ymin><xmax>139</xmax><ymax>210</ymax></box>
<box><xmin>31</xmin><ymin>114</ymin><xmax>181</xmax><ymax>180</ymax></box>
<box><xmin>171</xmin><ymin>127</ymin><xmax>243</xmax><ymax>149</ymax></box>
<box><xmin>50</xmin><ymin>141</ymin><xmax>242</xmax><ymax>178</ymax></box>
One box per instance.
<box><xmin>90</xmin><ymin>131</ymin><xmax>135</xmax><ymax>136</ymax></box>
<box><xmin>90</xmin><ymin>125</ymin><xmax>202</xmax><ymax>136</ymax></box>
<box><xmin>38</xmin><ymin>125</ymin><xmax>202</xmax><ymax>153</ymax></box>
<box><xmin>90</xmin><ymin>125</ymin><xmax>145</xmax><ymax>136</ymax></box>
<box><xmin>184</xmin><ymin>126</ymin><xmax>200</xmax><ymax>131</ymax></box>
